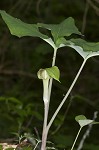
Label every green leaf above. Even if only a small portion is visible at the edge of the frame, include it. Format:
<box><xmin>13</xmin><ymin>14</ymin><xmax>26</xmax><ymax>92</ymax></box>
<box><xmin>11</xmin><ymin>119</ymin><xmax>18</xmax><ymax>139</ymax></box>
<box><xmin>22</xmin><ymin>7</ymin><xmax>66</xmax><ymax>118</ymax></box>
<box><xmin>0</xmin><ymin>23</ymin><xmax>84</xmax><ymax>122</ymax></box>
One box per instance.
<box><xmin>0</xmin><ymin>10</ymin><xmax>48</xmax><ymax>39</ymax></box>
<box><xmin>38</xmin><ymin>17</ymin><xmax>81</xmax><ymax>42</ymax></box>
<box><xmin>57</xmin><ymin>38</ymin><xmax>99</xmax><ymax>59</ymax></box>
<box><xmin>56</xmin><ymin>37</ymin><xmax>89</xmax><ymax>59</ymax></box>
<box><xmin>0</xmin><ymin>96</ymin><xmax>22</xmax><ymax>105</ymax></box>
<box><xmin>75</xmin><ymin>115</ymin><xmax>87</xmax><ymax>121</ymax></box>
<box><xmin>71</xmin><ymin>38</ymin><xmax>99</xmax><ymax>52</ymax></box>
<box><xmin>75</xmin><ymin>115</ymin><xmax>94</xmax><ymax>127</ymax></box>
<box><xmin>70</xmin><ymin>38</ymin><xmax>99</xmax><ymax>59</ymax></box>
<box><xmin>56</xmin><ymin>37</ymin><xmax>71</xmax><ymax>47</ymax></box>
<box><xmin>46</xmin><ymin>66</ymin><xmax>60</xmax><ymax>82</ymax></box>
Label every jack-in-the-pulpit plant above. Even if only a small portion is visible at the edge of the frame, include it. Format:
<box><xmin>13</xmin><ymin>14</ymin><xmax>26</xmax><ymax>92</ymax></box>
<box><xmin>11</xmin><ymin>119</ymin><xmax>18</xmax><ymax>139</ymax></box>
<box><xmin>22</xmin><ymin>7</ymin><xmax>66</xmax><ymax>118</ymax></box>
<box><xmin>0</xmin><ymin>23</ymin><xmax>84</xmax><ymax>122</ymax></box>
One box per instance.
<box><xmin>0</xmin><ymin>10</ymin><xmax>99</xmax><ymax>150</ymax></box>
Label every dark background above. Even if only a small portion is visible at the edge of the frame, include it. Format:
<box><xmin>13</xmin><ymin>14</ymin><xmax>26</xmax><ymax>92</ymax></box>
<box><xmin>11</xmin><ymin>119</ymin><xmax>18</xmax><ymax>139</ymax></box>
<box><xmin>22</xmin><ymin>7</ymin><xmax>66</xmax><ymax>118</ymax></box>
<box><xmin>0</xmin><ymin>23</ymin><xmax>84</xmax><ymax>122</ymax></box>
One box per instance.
<box><xmin>0</xmin><ymin>0</ymin><xmax>99</xmax><ymax>149</ymax></box>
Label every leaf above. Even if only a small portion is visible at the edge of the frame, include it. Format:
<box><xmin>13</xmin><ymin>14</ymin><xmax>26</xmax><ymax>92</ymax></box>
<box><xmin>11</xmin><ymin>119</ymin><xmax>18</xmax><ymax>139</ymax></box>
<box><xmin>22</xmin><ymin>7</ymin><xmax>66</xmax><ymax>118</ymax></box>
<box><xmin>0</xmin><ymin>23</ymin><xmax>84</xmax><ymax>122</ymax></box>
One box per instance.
<box><xmin>38</xmin><ymin>17</ymin><xmax>81</xmax><ymax>42</ymax></box>
<box><xmin>46</xmin><ymin>66</ymin><xmax>60</xmax><ymax>82</ymax></box>
<box><xmin>70</xmin><ymin>38</ymin><xmax>99</xmax><ymax>59</ymax></box>
<box><xmin>71</xmin><ymin>38</ymin><xmax>99</xmax><ymax>52</ymax></box>
<box><xmin>0</xmin><ymin>96</ymin><xmax>22</xmax><ymax>105</ymax></box>
<box><xmin>75</xmin><ymin>115</ymin><xmax>87</xmax><ymax>121</ymax></box>
<box><xmin>55</xmin><ymin>37</ymin><xmax>89</xmax><ymax>58</ymax></box>
<box><xmin>75</xmin><ymin>115</ymin><xmax>94</xmax><ymax>127</ymax></box>
<box><xmin>56</xmin><ymin>37</ymin><xmax>71</xmax><ymax>47</ymax></box>
<box><xmin>58</xmin><ymin>38</ymin><xmax>99</xmax><ymax>59</ymax></box>
<box><xmin>0</xmin><ymin>10</ymin><xmax>48</xmax><ymax>39</ymax></box>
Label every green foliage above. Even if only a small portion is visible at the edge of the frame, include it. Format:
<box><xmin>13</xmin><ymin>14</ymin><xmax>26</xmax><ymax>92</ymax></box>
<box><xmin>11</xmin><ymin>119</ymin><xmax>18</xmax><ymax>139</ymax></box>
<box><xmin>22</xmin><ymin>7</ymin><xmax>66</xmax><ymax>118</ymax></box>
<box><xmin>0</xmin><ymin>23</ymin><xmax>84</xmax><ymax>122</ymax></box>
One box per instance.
<box><xmin>38</xmin><ymin>17</ymin><xmax>81</xmax><ymax>42</ymax></box>
<box><xmin>53</xmin><ymin>135</ymin><xmax>73</xmax><ymax>149</ymax></box>
<box><xmin>1</xmin><ymin>10</ymin><xmax>99</xmax><ymax>62</ymax></box>
<box><xmin>55</xmin><ymin>37</ymin><xmax>99</xmax><ymax>59</ymax></box>
<box><xmin>70</xmin><ymin>39</ymin><xmax>99</xmax><ymax>59</ymax></box>
<box><xmin>0</xmin><ymin>3</ymin><xmax>99</xmax><ymax>149</ymax></box>
<box><xmin>0</xmin><ymin>10</ymin><xmax>48</xmax><ymax>39</ymax></box>
<box><xmin>37</xmin><ymin>66</ymin><xmax>60</xmax><ymax>81</ymax></box>
<box><xmin>0</xmin><ymin>145</ymin><xmax>3</xmax><ymax>150</ymax></box>
<box><xmin>75</xmin><ymin>115</ymin><xmax>87</xmax><ymax>121</ymax></box>
<box><xmin>75</xmin><ymin>115</ymin><xmax>94</xmax><ymax>127</ymax></box>
<box><xmin>71</xmin><ymin>38</ymin><xmax>99</xmax><ymax>52</ymax></box>
<box><xmin>0</xmin><ymin>96</ymin><xmax>43</xmax><ymax>137</ymax></box>
<box><xmin>75</xmin><ymin>115</ymin><xmax>99</xmax><ymax>127</ymax></box>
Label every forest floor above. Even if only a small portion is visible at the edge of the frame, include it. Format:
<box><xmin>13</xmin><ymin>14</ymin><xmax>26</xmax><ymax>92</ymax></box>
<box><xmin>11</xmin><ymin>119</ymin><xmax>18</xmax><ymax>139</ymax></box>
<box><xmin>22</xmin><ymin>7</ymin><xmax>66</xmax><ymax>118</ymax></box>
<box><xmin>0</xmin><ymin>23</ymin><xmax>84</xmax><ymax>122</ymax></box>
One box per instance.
<box><xmin>0</xmin><ymin>142</ymin><xmax>17</xmax><ymax>149</ymax></box>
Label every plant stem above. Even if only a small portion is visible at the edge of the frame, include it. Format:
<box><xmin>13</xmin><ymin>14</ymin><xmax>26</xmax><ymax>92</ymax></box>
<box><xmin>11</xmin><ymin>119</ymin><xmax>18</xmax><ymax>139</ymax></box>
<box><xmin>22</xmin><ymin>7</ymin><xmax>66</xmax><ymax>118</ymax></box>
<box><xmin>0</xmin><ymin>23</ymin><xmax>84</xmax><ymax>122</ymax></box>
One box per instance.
<box><xmin>41</xmin><ymin>48</ymin><xmax>57</xmax><ymax>149</ymax></box>
<box><xmin>48</xmin><ymin>48</ymin><xmax>57</xmax><ymax>102</ymax></box>
<box><xmin>71</xmin><ymin>127</ymin><xmax>82</xmax><ymax>150</ymax></box>
<box><xmin>41</xmin><ymin>101</ymin><xmax>48</xmax><ymax>150</ymax></box>
<box><xmin>41</xmin><ymin>79</ymin><xmax>49</xmax><ymax>150</ymax></box>
<box><xmin>47</xmin><ymin>59</ymin><xmax>87</xmax><ymax>131</ymax></box>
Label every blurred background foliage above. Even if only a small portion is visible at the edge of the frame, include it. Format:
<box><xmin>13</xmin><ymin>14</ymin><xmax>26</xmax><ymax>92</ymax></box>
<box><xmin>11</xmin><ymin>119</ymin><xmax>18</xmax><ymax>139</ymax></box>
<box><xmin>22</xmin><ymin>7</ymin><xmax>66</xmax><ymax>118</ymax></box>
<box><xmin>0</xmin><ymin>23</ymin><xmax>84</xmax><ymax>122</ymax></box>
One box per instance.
<box><xmin>0</xmin><ymin>0</ymin><xmax>99</xmax><ymax>149</ymax></box>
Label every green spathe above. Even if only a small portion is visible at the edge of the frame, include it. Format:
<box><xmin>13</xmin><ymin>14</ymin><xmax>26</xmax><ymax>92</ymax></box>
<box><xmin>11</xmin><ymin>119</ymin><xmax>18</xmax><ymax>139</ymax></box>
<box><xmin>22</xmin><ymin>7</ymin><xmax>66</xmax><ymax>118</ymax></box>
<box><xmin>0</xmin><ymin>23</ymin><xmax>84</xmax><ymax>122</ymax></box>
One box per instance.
<box><xmin>37</xmin><ymin>66</ymin><xmax>60</xmax><ymax>82</ymax></box>
<box><xmin>46</xmin><ymin>66</ymin><xmax>60</xmax><ymax>82</ymax></box>
<box><xmin>37</xmin><ymin>69</ymin><xmax>50</xmax><ymax>80</ymax></box>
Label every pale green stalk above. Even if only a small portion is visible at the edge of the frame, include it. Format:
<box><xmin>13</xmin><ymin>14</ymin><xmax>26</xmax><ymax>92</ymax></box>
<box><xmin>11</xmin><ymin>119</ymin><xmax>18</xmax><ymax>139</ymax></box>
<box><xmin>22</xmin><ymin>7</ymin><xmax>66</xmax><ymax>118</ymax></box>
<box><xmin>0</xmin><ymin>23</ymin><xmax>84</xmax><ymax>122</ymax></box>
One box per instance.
<box><xmin>41</xmin><ymin>48</ymin><xmax>58</xmax><ymax>150</ymax></box>
<box><xmin>41</xmin><ymin>48</ymin><xmax>57</xmax><ymax>150</ymax></box>
<box><xmin>41</xmin><ymin>104</ymin><xmax>49</xmax><ymax>150</ymax></box>
<box><xmin>41</xmin><ymin>79</ymin><xmax>49</xmax><ymax>150</ymax></box>
<box><xmin>47</xmin><ymin>59</ymin><xmax>87</xmax><ymax>131</ymax></box>
<box><xmin>71</xmin><ymin>127</ymin><xmax>82</xmax><ymax>150</ymax></box>
<box><xmin>48</xmin><ymin>48</ymin><xmax>57</xmax><ymax>101</ymax></box>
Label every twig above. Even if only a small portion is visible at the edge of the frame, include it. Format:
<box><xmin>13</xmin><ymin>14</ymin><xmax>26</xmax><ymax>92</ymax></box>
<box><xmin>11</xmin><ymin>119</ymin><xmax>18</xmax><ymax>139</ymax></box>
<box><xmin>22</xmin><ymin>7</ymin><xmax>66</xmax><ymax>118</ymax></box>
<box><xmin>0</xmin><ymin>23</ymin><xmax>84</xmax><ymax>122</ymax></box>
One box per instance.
<box><xmin>93</xmin><ymin>0</ymin><xmax>99</xmax><ymax>4</ymax></box>
<box><xmin>87</xmin><ymin>0</ymin><xmax>99</xmax><ymax>16</ymax></box>
<box><xmin>34</xmin><ymin>127</ymin><xmax>40</xmax><ymax>140</ymax></box>
<box><xmin>25</xmin><ymin>115</ymin><xmax>34</xmax><ymax>128</ymax></box>
<box><xmin>9</xmin><ymin>0</ymin><xmax>23</xmax><ymax>13</ymax></box>
<box><xmin>36</xmin><ymin>0</ymin><xmax>42</xmax><ymax>17</ymax></box>
<box><xmin>81</xmin><ymin>0</ymin><xmax>89</xmax><ymax>34</ymax></box>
